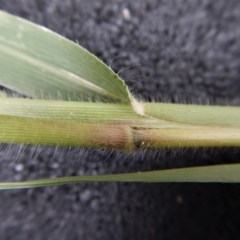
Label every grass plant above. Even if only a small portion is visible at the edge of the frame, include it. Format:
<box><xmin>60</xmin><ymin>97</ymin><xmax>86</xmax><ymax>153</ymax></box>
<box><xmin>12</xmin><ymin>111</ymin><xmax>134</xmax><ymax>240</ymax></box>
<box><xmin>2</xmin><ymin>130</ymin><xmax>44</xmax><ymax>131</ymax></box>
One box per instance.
<box><xmin>0</xmin><ymin>11</ymin><xmax>240</xmax><ymax>189</ymax></box>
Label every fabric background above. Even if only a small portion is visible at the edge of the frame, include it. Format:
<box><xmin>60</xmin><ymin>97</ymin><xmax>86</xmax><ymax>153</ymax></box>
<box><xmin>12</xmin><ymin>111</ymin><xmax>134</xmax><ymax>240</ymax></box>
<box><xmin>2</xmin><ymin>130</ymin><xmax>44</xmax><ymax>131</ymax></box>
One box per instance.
<box><xmin>0</xmin><ymin>1</ymin><xmax>240</xmax><ymax>239</ymax></box>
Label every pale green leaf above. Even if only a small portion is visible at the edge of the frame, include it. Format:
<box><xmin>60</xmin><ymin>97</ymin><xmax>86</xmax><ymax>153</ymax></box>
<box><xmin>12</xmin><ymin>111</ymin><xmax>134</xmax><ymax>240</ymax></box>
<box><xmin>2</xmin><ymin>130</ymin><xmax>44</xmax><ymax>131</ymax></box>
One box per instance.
<box><xmin>0</xmin><ymin>164</ymin><xmax>240</xmax><ymax>190</ymax></box>
<box><xmin>0</xmin><ymin>11</ymin><xmax>132</xmax><ymax>103</ymax></box>
<box><xmin>145</xmin><ymin>103</ymin><xmax>240</xmax><ymax>128</ymax></box>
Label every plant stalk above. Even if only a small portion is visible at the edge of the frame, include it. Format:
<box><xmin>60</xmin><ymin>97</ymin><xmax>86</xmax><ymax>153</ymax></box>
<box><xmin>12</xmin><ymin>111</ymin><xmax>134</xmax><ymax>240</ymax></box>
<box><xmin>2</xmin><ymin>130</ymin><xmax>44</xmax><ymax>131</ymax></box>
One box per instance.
<box><xmin>0</xmin><ymin>99</ymin><xmax>240</xmax><ymax>149</ymax></box>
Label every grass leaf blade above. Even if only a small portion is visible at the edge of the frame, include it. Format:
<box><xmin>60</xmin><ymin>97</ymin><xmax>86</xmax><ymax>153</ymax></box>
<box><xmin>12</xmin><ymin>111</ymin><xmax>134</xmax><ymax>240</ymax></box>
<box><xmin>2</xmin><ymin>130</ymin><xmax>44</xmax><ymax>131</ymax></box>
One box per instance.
<box><xmin>0</xmin><ymin>11</ymin><xmax>132</xmax><ymax>103</ymax></box>
<box><xmin>1</xmin><ymin>164</ymin><xmax>240</xmax><ymax>190</ymax></box>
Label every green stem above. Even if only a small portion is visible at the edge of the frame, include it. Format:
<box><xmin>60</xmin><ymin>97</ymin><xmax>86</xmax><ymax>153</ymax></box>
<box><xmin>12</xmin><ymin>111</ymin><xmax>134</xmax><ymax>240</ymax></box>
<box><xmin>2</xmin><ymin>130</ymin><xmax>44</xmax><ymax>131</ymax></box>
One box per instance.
<box><xmin>0</xmin><ymin>115</ymin><xmax>134</xmax><ymax>151</ymax></box>
<box><xmin>1</xmin><ymin>99</ymin><xmax>240</xmax><ymax>149</ymax></box>
<box><xmin>134</xmin><ymin>126</ymin><xmax>240</xmax><ymax>148</ymax></box>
